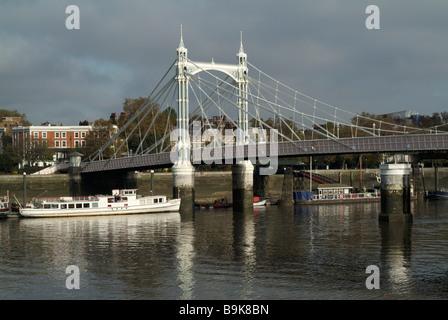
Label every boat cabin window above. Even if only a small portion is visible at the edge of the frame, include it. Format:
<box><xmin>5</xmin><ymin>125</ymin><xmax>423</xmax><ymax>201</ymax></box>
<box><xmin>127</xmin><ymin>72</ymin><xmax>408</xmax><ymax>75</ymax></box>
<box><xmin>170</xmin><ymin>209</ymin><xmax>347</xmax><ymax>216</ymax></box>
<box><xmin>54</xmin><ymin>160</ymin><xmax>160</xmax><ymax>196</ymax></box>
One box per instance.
<box><xmin>44</xmin><ymin>204</ymin><xmax>51</xmax><ymax>209</ymax></box>
<box><xmin>69</xmin><ymin>204</ymin><xmax>75</xmax><ymax>209</ymax></box>
<box><xmin>159</xmin><ymin>198</ymin><xmax>163</xmax><ymax>203</ymax></box>
<box><xmin>61</xmin><ymin>204</ymin><xmax>67</xmax><ymax>209</ymax></box>
<box><xmin>154</xmin><ymin>198</ymin><xmax>158</xmax><ymax>203</ymax></box>
<box><xmin>76</xmin><ymin>203</ymin><xmax>82</xmax><ymax>208</ymax></box>
<box><xmin>51</xmin><ymin>204</ymin><xmax>58</xmax><ymax>209</ymax></box>
<box><xmin>83</xmin><ymin>203</ymin><xmax>90</xmax><ymax>208</ymax></box>
<box><xmin>92</xmin><ymin>203</ymin><xmax>98</xmax><ymax>208</ymax></box>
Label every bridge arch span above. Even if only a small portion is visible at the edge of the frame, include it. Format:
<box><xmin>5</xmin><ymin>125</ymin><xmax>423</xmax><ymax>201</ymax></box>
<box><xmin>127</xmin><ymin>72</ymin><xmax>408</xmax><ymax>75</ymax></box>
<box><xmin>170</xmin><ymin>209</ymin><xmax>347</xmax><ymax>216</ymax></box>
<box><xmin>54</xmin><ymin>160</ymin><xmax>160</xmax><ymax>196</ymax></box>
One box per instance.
<box><xmin>186</xmin><ymin>61</ymin><xmax>244</xmax><ymax>82</ymax></box>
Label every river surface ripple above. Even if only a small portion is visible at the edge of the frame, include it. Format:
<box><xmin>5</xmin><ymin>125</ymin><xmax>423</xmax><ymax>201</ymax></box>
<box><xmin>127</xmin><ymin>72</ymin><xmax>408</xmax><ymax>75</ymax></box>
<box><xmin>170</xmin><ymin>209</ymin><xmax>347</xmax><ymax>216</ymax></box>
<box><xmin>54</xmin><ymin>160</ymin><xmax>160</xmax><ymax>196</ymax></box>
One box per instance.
<box><xmin>1</xmin><ymin>200</ymin><xmax>447</xmax><ymax>299</ymax></box>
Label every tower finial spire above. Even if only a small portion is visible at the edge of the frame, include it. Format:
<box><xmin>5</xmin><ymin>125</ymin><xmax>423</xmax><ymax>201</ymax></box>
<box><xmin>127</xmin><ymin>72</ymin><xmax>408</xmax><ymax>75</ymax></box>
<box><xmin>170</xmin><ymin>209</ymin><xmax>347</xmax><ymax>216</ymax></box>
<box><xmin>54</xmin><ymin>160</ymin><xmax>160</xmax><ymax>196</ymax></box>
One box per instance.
<box><xmin>179</xmin><ymin>24</ymin><xmax>185</xmax><ymax>49</ymax></box>
<box><xmin>177</xmin><ymin>24</ymin><xmax>187</xmax><ymax>58</ymax></box>
<box><xmin>237</xmin><ymin>30</ymin><xmax>247</xmax><ymax>64</ymax></box>
<box><xmin>239</xmin><ymin>30</ymin><xmax>244</xmax><ymax>53</ymax></box>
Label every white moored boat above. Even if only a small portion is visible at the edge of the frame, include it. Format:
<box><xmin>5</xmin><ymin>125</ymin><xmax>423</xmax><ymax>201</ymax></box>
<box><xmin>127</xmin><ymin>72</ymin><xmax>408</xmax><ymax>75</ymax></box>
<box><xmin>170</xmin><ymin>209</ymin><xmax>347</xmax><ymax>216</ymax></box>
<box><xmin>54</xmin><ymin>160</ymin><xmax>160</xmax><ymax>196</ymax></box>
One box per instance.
<box><xmin>19</xmin><ymin>189</ymin><xmax>181</xmax><ymax>218</ymax></box>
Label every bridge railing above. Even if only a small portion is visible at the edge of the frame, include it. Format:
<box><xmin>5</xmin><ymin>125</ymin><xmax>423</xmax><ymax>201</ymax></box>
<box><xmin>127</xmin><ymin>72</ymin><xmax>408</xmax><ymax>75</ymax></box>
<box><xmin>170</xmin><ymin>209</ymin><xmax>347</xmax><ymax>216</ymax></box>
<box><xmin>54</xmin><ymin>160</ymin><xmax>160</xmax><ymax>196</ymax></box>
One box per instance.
<box><xmin>80</xmin><ymin>133</ymin><xmax>448</xmax><ymax>173</ymax></box>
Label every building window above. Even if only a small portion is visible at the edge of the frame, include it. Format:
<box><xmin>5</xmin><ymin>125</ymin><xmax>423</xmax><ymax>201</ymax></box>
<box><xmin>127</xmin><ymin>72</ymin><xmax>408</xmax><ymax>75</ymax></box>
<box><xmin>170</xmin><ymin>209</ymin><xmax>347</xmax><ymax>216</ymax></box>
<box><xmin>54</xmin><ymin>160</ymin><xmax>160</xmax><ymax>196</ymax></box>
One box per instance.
<box><xmin>62</xmin><ymin>132</ymin><xmax>66</xmax><ymax>138</ymax></box>
<box><xmin>74</xmin><ymin>141</ymin><xmax>79</xmax><ymax>147</ymax></box>
<box><xmin>33</xmin><ymin>132</ymin><xmax>39</xmax><ymax>138</ymax></box>
<box><xmin>55</xmin><ymin>132</ymin><xmax>60</xmax><ymax>138</ymax></box>
<box><xmin>42</xmin><ymin>132</ymin><xmax>47</xmax><ymax>139</ymax></box>
<box><xmin>62</xmin><ymin>140</ymin><xmax>67</xmax><ymax>148</ymax></box>
<box><xmin>81</xmin><ymin>132</ymin><xmax>86</xmax><ymax>138</ymax></box>
<box><xmin>81</xmin><ymin>140</ymin><xmax>86</xmax><ymax>147</ymax></box>
<box><xmin>74</xmin><ymin>132</ymin><xmax>79</xmax><ymax>138</ymax></box>
<box><xmin>55</xmin><ymin>141</ymin><xmax>60</xmax><ymax>147</ymax></box>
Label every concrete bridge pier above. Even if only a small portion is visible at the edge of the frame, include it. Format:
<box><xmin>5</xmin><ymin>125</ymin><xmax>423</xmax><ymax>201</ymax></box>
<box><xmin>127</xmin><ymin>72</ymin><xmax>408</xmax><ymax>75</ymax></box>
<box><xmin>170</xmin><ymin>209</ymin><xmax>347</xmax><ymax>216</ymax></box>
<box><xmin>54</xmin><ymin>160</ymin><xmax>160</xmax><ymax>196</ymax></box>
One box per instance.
<box><xmin>68</xmin><ymin>152</ymin><xmax>83</xmax><ymax>196</ymax></box>
<box><xmin>379</xmin><ymin>163</ymin><xmax>413</xmax><ymax>222</ymax></box>
<box><xmin>253</xmin><ymin>166</ymin><xmax>269</xmax><ymax>199</ymax></box>
<box><xmin>232</xmin><ymin>160</ymin><xmax>254</xmax><ymax>210</ymax></box>
<box><xmin>172</xmin><ymin>163</ymin><xmax>195</xmax><ymax>211</ymax></box>
<box><xmin>68</xmin><ymin>169</ymin><xmax>82</xmax><ymax>197</ymax></box>
<box><xmin>278</xmin><ymin>166</ymin><xmax>294</xmax><ymax>206</ymax></box>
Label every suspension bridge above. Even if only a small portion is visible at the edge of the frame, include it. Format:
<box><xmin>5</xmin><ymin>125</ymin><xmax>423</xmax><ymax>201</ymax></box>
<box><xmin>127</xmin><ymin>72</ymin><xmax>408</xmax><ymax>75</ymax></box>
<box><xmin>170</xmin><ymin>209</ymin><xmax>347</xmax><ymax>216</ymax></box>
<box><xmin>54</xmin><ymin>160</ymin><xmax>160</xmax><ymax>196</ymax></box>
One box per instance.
<box><xmin>73</xmin><ymin>31</ymin><xmax>448</xmax><ymax>216</ymax></box>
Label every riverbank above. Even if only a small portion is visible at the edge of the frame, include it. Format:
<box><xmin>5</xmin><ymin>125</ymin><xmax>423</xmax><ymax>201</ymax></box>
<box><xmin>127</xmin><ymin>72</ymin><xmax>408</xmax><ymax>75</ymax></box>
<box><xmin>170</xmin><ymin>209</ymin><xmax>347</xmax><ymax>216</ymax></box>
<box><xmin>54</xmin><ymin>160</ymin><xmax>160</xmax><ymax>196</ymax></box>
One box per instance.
<box><xmin>1</xmin><ymin>167</ymin><xmax>446</xmax><ymax>203</ymax></box>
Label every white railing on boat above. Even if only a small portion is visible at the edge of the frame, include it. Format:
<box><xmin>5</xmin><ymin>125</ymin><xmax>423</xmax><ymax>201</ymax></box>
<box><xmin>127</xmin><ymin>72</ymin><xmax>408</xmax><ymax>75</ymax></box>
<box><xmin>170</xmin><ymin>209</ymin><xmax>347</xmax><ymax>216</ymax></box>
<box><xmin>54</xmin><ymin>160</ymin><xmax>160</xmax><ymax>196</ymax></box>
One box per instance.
<box><xmin>38</xmin><ymin>196</ymin><xmax>100</xmax><ymax>202</ymax></box>
<box><xmin>313</xmin><ymin>193</ymin><xmax>381</xmax><ymax>200</ymax></box>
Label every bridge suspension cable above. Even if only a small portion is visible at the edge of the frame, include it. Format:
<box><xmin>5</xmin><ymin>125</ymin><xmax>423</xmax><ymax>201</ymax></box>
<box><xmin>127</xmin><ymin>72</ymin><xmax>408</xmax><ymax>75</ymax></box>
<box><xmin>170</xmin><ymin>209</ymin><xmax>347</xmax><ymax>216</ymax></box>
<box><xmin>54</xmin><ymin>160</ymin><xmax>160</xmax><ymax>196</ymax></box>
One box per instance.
<box><xmin>86</xmin><ymin>55</ymin><xmax>447</xmax><ymax>163</ymax></box>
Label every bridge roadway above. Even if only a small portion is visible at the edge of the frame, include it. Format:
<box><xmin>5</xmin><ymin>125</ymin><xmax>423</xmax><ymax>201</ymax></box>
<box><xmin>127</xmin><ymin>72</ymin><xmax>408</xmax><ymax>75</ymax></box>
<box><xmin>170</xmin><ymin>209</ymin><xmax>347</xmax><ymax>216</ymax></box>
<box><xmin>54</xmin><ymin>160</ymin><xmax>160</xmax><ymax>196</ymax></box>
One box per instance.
<box><xmin>81</xmin><ymin>133</ymin><xmax>448</xmax><ymax>173</ymax></box>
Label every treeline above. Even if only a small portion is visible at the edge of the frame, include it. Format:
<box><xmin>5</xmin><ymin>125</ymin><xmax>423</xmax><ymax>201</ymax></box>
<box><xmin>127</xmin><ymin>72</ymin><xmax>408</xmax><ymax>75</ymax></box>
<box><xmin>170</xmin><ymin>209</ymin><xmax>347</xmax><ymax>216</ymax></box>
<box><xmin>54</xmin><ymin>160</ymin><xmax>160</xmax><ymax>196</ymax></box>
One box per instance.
<box><xmin>0</xmin><ymin>109</ymin><xmax>33</xmax><ymax>172</ymax></box>
<box><xmin>251</xmin><ymin>111</ymin><xmax>448</xmax><ymax>142</ymax></box>
<box><xmin>82</xmin><ymin>97</ymin><xmax>177</xmax><ymax>160</ymax></box>
<box><xmin>0</xmin><ymin>99</ymin><xmax>177</xmax><ymax>172</ymax></box>
<box><xmin>419</xmin><ymin>112</ymin><xmax>448</xmax><ymax>128</ymax></box>
<box><xmin>1</xmin><ymin>101</ymin><xmax>447</xmax><ymax>173</ymax></box>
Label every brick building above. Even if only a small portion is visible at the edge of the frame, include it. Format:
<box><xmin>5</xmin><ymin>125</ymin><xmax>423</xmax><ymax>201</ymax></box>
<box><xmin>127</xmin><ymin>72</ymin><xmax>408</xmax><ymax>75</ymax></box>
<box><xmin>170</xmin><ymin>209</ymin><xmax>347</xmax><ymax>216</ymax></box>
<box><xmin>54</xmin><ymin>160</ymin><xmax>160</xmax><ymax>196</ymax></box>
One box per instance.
<box><xmin>12</xmin><ymin>124</ymin><xmax>92</xmax><ymax>165</ymax></box>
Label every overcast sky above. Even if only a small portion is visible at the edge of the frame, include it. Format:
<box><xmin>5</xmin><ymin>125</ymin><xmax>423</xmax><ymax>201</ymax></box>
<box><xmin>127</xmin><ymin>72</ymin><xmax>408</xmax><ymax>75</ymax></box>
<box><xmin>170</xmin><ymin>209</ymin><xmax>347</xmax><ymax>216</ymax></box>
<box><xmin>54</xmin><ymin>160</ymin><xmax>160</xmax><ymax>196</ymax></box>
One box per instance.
<box><xmin>1</xmin><ymin>0</ymin><xmax>447</xmax><ymax>126</ymax></box>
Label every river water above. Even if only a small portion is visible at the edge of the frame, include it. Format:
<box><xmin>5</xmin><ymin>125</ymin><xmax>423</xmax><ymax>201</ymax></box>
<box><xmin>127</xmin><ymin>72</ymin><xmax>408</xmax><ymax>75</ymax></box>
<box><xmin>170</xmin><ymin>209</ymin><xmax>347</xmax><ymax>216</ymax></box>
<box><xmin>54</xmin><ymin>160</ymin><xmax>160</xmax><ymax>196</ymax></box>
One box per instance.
<box><xmin>1</xmin><ymin>200</ymin><xmax>447</xmax><ymax>300</ymax></box>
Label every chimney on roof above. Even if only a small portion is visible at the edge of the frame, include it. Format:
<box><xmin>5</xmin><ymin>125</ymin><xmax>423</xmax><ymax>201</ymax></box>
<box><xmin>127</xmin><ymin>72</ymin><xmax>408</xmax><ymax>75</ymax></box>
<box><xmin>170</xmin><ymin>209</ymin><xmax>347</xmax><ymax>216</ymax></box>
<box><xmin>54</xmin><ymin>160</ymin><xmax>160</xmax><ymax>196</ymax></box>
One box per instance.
<box><xmin>110</xmin><ymin>113</ymin><xmax>118</xmax><ymax>124</ymax></box>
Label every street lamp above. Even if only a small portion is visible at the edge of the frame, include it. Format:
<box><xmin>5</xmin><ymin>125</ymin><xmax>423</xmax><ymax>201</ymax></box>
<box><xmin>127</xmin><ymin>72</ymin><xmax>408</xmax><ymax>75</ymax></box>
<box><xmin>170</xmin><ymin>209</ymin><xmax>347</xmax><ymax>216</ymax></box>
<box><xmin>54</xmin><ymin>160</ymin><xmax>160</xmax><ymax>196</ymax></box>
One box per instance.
<box><xmin>23</xmin><ymin>172</ymin><xmax>26</xmax><ymax>206</ymax></box>
<box><xmin>150</xmin><ymin>170</ymin><xmax>155</xmax><ymax>196</ymax></box>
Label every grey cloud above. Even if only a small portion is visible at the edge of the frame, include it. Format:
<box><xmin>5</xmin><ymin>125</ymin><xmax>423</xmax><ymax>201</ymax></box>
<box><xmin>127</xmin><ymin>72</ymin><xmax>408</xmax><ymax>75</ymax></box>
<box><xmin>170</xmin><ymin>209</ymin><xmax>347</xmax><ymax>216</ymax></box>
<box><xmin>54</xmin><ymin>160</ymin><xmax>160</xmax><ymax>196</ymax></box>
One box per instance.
<box><xmin>0</xmin><ymin>0</ymin><xmax>447</xmax><ymax>125</ymax></box>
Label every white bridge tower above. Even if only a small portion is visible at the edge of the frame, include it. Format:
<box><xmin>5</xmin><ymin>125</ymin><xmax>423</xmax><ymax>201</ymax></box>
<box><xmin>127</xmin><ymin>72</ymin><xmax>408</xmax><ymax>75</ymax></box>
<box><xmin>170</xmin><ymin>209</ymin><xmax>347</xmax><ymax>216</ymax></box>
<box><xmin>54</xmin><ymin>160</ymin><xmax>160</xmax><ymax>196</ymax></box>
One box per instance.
<box><xmin>172</xmin><ymin>29</ymin><xmax>254</xmax><ymax>209</ymax></box>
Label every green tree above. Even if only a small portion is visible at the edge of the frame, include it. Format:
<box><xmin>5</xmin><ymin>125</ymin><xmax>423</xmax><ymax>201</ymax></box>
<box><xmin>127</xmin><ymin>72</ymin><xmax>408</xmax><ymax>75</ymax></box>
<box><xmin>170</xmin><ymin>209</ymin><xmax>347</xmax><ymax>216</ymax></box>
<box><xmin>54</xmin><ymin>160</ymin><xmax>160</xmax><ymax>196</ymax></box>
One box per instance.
<box><xmin>0</xmin><ymin>153</ymin><xmax>15</xmax><ymax>172</ymax></box>
<box><xmin>82</xmin><ymin>118</ymin><xmax>117</xmax><ymax>159</ymax></box>
<box><xmin>118</xmin><ymin>97</ymin><xmax>176</xmax><ymax>154</ymax></box>
<box><xmin>441</xmin><ymin>112</ymin><xmax>448</xmax><ymax>124</ymax></box>
<box><xmin>0</xmin><ymin>109</ymin><xmax>32</xmax><ymax>126</ymax></box>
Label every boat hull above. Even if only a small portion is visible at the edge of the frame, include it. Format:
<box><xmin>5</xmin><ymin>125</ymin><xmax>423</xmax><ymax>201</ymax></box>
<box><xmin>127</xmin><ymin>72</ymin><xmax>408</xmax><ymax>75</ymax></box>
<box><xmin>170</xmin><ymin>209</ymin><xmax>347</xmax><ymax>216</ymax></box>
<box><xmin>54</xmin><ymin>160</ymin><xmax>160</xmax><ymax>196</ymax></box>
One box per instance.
<box><xmin>254</xmin><ymin>200</ymin><xmax>267</xmax><ymax>206</ymax></box>
<box><xmin>425</xmin><ymin>191</ymin><xmax>448</xmax><ymax>200</ymax></box>
<box><xmin>0</xmin><ymin>203</ymin><xmax>8</xmax><ymax>218</ymax></box>
<box><xmin>294</xmin><ymin>197</ymin><xmax>380</xmax><ymax>205</ymax></box>
<box><xmin>20</xmin><ymin>199</ymin><xmax>181</xmax><ymax>218</ymax></box>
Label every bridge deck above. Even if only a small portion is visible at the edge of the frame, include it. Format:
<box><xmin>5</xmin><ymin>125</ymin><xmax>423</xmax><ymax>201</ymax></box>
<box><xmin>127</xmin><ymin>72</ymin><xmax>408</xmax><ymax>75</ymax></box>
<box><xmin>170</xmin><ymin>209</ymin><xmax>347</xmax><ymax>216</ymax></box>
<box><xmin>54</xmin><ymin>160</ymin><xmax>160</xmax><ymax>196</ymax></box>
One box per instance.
<box><xmin>81</xmin><ymin>133</ymin><xmax>448</xmax><ymax>173</ymax></box>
